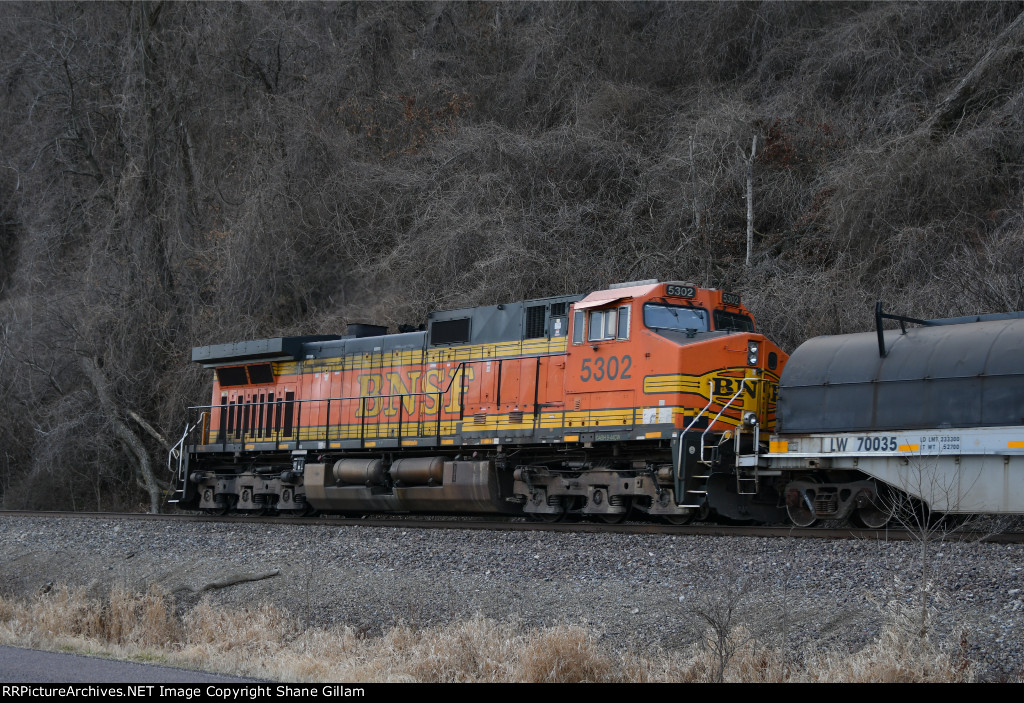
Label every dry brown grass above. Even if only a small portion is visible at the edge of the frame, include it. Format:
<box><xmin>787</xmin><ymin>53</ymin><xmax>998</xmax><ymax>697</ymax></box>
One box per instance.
<box><xmin>0</xmin><ymin>584</ymin><xmax>983</xmax><ymax>682</ymax></box>
<box><xmin>804</xmin><ymin>602</ymin><xmax>977</xmax><ymax>683</ymax></box>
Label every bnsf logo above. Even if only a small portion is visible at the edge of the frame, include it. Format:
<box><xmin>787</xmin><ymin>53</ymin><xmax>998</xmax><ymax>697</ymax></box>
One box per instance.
<box><xmin>711</xmin><ymin>377</ymin><xmax>779</xmax><ymax>405</ymax></box>
<box><xmin>354</xmin><ymin>367</ymin><xmax>476</xmax><ymax>418</ymax></box>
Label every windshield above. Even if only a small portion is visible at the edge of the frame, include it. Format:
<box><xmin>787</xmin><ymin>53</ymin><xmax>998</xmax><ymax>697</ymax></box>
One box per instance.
<box><xmin>713</xmin><ymin>310</ymin><xmax>755</xmax><ymax>332</ymax></box>
<box><xmin>643</xmin><ymin>303</ymin><xmax>709</xmax><ymax>332</ymax></box>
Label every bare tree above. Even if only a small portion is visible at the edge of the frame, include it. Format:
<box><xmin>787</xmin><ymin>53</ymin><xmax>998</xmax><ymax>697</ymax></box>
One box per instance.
<box><xmin>1</xmin><ymin>1</ymin><xmax>1023</xmax><ymax>511</ymax></box>
<box><xmin>876</xmin><ymin>460</ymin><xmax>1011</xmax><ymax>650</ymax></box>
<box><xmin>691</xmin><ymin>575</ymin><xmax>755</xmax><ymax>682</ymax></box>
<box><xmin>744</xmin><ymin>134</ymin><xmax>758</xmax><ymax>267</ymax></box>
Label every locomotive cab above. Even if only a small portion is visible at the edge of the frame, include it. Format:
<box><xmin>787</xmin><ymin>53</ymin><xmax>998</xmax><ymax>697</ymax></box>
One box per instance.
<box><xmin>515</xmin><ymin>281</ymin><xmax>788</xmax><ymax>523</ymax></box>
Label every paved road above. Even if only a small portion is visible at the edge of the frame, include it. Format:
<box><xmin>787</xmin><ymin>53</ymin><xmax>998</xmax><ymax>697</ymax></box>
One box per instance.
<box><xmin>0</xmin><ymin>645</ymin><xmax>265</xmax><ymax>683</ymax></box>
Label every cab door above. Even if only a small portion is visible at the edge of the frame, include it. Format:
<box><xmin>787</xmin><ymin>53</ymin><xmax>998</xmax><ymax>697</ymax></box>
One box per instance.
<box><xmin>565</xmin><ymin>302</ymin><xmax>636</xmax><ymax>430</ymax></box>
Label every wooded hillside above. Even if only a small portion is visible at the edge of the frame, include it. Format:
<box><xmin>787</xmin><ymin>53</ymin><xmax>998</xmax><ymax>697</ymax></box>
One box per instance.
<box><xmin>2</xmin><ymin>2</ymin><xmax>1022</xmax><ymax>509</ymax></box>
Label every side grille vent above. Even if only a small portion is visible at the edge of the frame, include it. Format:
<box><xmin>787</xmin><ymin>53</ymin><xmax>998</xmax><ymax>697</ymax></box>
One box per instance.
<box><xmin>525</xmin><ymin>305</ymin><xmax>546</xmax><ymax>339</ymax></box>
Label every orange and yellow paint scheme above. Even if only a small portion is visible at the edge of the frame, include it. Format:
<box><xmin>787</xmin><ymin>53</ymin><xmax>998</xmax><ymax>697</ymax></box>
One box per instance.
<box><xmin>199</xmin><ymin>283</ymin><xmax>783</xmax><ymax>452</ymax></box>
<box><xmin>182</xmin><ymin>281</ymin><xmax>787</xmax><ymax>520</ymax></box>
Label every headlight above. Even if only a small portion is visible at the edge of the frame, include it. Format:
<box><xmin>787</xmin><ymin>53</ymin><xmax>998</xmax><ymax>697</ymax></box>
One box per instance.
<box><xmin>747</xmin><ymin>340</ymin><xmax>760</xmax><ymax>366</ymax></box>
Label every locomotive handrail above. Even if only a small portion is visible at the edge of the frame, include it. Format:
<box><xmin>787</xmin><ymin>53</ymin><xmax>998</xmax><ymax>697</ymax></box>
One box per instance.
<box><xmin>700</xmin><ymin>378</ymin><xmax>749</xmax><ymax>456</ymax></box>
<box><xmin>167</xmin><ymin>411</ymin><xmax>206</xmax><ymax>504</ymax></box>
<box><xmin>677</xmin><ymin>380</ymin><xmax>717</xmax><ymax>479</ymax></box>
<box><xmin>674</xmin><ymin>378</ymin><xmax>749</xmax><ymax>475</ymax></box>
<box><xmin>169</xmin><ymin>411</ymin><xmax>206</xmax><ymax>467</ymax></box>
<box><xmin>184</xmin><ymin>361</ymin><xmax>473</xmax><ymax>449</ymax></box>
<box><xmin>671</xmin><ymin>378</ymin><xmax>752</xmax><ymax>507</ymax></box>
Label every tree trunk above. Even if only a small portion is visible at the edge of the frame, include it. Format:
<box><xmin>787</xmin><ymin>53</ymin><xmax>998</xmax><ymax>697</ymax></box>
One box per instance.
<box><xmin>745</xmin><ymin>135</ymin><xmax>757</xmax><ymax>267</ymax></box>
<box><xmin>80</xmin><ymin>357</ymin><xmax>161</xmax><ymax>513</ymax></box>
<box><xmin>690</xmin><ymin>134</ymin><xmax>701</xmax><ymax>230</ymax></box>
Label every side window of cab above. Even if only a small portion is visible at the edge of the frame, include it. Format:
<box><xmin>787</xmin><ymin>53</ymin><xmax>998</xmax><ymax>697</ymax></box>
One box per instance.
<box><xmin>573</xmin><ymin>304</ymin><xmax>631</xmax><ymax>344</ymax></box>
<box><xmin>582</xmin><ymin>306</ymin><xmax>630</xmax><ymax>342</ymax></box>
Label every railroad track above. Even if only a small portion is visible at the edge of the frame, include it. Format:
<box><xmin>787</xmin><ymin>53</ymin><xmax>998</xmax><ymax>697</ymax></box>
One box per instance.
<box><xmin>2</xmin><ymin>509</ymin><xmax>1021</xmax><ymax>543</ymax></box>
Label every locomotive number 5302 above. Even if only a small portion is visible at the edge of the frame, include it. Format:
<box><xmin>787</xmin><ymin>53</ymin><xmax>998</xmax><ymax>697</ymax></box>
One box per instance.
<box><xmin>580</xmin><ymin>355</ymin><xmax>632</xmax><ymax>382</ymax></box>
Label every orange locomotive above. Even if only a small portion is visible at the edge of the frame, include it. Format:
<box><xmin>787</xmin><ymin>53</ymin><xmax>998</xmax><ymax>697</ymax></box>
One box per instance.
<box><xmin>171</xmin><ymin>280</ymin><xmax>788</xmax><ymax>522</ymax></box>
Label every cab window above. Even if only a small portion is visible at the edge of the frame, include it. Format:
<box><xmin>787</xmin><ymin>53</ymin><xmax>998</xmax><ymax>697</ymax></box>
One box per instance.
<box><xmin>713</xmin><ymin>310</ymin><xmax>754</xmax><ymax>332</ymax></box>
<box><xmin>588</xmin><ymin>308</ymin><xmax>617</xmax><ymax>341</ymax></box>
<box><xmin>587</xmin><ymin>305</ymin><xmax>631</xmax><ymax>342</ymax></box>
<box><xmin>616</xmin><ymin>305</ymin><xmax>630</xmax><ymax>339</ymax></box>
<box><xmin>643</xmin><ymin>303</ymin><xmax>709</xmax><ymax>332</ymax></box>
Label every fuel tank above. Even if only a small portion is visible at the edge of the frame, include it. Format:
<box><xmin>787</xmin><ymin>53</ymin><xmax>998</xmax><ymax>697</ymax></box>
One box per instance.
<box><xmin>778</xmin><ymin>313</ymin><xmax>1024</xmax><ymax>433</ymax></box>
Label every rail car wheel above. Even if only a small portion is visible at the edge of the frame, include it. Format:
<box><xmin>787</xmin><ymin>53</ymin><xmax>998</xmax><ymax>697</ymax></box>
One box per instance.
<box><xmin>851</xmin><ymin>502</ymin><xmax>891</xmax><ymax>529</ymax></box>
<box><xmin>662</xmin><ymin>512</ymin><xmax>694</xmax><ymax>525</ymax></box>
<box><xmin>786</xmin><ymin>480</ymin><xmax>819</xmax><ymax>528</ymax></box>
<box><xmin>848</xmin><ymin>483</ymin><xmax>892</xmax><ymax>529</ymax></box>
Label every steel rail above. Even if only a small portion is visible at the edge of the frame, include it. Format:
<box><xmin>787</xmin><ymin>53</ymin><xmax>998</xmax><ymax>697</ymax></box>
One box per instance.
<box><xmin>1</xmin><ymin>510</ymin><xmax>1021</xmax><ymax>543</ymax></box>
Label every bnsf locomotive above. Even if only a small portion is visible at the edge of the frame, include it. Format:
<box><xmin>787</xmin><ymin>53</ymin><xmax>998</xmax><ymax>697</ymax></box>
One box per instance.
<box><xmin>170</xmin><ymin>281</ymin><xmax>786</xmax><ymax>523</ymax></box>
<box><xmin>170</xmin><ymin>283</ymin><xmax>1024</xmax><ymax>526</ymax></box>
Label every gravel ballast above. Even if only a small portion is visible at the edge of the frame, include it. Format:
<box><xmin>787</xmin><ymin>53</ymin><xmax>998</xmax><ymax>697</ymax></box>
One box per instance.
<box><xmin>1</xmin><ymin>515</ymin><xmax>1022</xmax><ymax>680</ymax></box>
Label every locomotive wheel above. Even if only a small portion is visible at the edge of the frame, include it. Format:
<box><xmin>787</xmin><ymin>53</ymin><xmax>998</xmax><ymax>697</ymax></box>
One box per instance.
<box><xmin>205</xmin><ymin>500</ymin><xmax>230</xmax><ymax>517</ymax></box>
<box><xmin>535</xmin><ymin>498</ymin><xmax>567</xmax><ymax>523</ymax></box>
<box><xmin>597</xmin><ymin>499</ymin><xmax>631</xmax><ymax>524</ymax></box>
<box><xmin>204</xmin><ymin>506</ymin><xmax>229</xmax><ymax>517</ymax></box>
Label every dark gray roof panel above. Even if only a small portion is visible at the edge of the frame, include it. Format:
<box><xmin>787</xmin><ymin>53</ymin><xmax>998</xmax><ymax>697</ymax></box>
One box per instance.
<box><xmin>779</xmin><ymin>317</ymin><xmax>1024</xmax><ymax>433</ymax></box>
<box><xmin>292</xmin><ymin>333</ymin><xmax>427</xmax><ymax>359</ymax></box>
<box><xmin>192</xmin><ymin>336</ymin><xmax>342</xmax><ymax>364</ymax></box>
<box><xmin>428</xmin><ymin>294</ymin><xmax>584</xmax><ymax>346</ymax></box>
<box><xmin>194</xmin><ymin>293</ymin><xmax>587</xmax><ymax>363</ymax></box>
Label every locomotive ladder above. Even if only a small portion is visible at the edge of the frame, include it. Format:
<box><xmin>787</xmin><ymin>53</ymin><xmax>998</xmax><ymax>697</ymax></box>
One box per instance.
<box><xmin>675</xmin><ymin>384</ymin><xmax>716</xmax><ymax>508</ymax></box>
<box><xmin>676</xmin><ymin>378</ymin><xmax>762</xmax><ymax>508</ymax></box>
<box><xmin>701</xmin><ymin>377</ymin><xmax>760</xmax><ymax>496</ymax></box>
<box><xmin>166</xmin><ymin>412</ymin><xmax>207</xmax><ymax>505</ymax></box>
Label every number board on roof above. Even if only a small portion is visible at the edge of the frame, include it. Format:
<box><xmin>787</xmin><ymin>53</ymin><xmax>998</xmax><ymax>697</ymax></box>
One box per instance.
<box><xmin>665</xmin><ymin>284</ymin><xmax>696</xmax><ymax>298</ymax></box>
